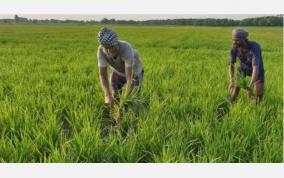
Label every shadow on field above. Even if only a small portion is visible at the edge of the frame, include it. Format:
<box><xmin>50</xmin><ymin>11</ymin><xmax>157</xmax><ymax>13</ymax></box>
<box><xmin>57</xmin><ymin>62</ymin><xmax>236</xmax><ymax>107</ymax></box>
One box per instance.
<box><xmin>99</xmin><ymin>105</ymin><xmax>117</xmax><ymax>139</ymax></box>
<box><xmin>213</xmin><ymin>98</ymin><xmax>231</xmax><ymax>121</ymax></box>
<box><xmin>99</xmin><ymin>94</ymin><xmax>150</xmax><ymax>140</ymax></box>
<box><xmin>184</xmin><ymin>106</ymin><xmax>203</xmax><ymax>122</ymax></box>
<box><xmin>58</xmin><ymin>106</ymin><xmax>73</xmax><ymax>138</ymax></box>
<box><xmin>1</xmin><ymin>84</ymin><xmax>14</xmax><ymax>100</ymax></box>
<box><xmin>99</xmin><ymin>105</ymin><xmax>141</xmax><ymax>140</ymax></box>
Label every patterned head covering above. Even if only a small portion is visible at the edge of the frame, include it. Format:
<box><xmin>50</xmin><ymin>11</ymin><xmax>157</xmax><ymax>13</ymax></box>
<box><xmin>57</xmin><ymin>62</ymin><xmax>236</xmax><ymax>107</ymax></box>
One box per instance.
<box><xmin>232</xmin><ymin>28</ymin><xmax>248</xmax><ymax>39</ymax></box>
<box><xmin>97</xmin><ymin>27</ymin><xmax>118</xmax><ymax>47</ymax></box>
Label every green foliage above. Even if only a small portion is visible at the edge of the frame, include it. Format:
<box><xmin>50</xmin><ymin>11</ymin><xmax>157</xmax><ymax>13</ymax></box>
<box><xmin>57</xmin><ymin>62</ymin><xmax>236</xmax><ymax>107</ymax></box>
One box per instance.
<box><xmin>237</xmin><ymin>71</ymin><xmax>250</xmax><ymax>89</ymax></box>
<box><xmin>0</xmin><ymin>25</ymin><xmax>282</xmax><ymax>162</ymax></box>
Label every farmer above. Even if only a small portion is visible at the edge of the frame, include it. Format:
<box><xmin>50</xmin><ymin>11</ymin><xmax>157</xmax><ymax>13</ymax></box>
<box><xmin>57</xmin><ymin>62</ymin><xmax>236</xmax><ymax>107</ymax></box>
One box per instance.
<box><xmin>228</xmin><ymin>28</ymin><xmax>265</xmax><ymax>103</ymax></box>
<box><xmin>97</xmin><ymin>27</ymin><xmax>144</xmax><ymax>109</ymax></box>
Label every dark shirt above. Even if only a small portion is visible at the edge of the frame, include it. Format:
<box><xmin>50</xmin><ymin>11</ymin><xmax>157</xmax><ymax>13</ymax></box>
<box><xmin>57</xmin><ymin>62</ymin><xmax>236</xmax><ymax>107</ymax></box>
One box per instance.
<box><xmin>229</xmin><ymin>41</ymin><xmax>265</xmax><ymax>81</ymax></box>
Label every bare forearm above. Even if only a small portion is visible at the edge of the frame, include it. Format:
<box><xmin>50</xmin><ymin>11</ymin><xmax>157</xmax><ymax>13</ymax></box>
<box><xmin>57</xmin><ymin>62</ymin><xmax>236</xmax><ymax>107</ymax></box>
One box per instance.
<box><xmin>100</xmin><ymin>77</ymin><xmax>111</xmax><ymax>96</ymax></box>
<box><xmin>125</xmin><ymin>67</ymin><xmax>133</xmax><ymax>97</ymax></box>
<box><xmin>229</xmin><ymin>65</ymin><xmax>235</xmax><ymax>82</ymax></box>
<box><xmin>99</xmin><ymin>68</ymin><xmax>111</xmax><ymax>97</ymax></box>
<box><xmin>125</xmin><ymin>80</ymin><xmax>133</xmax><ymax>97</ymax></box>
<box><xmin>250</xmin><ymin>66</ymin><xmax>258</xmax><ymax>86</ymax></box>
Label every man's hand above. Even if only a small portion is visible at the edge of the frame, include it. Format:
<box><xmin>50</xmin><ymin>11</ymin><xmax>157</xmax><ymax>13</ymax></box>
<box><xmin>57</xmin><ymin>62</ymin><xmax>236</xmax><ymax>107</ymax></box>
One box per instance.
<box><xmin>105</xmin><ymin>95</ymin><xmax>114</xmax><ymax>109</ymax></box>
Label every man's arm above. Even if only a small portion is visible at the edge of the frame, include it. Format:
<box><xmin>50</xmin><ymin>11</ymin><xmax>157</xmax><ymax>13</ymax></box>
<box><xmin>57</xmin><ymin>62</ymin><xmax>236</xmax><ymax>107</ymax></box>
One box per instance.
<box><xmin>229</xmin><ymin>48</ymin><xmax>237</xmax><ymax>84</ymax></box>
<box><xmin>246</xmin><ymin>65</ymin><xmax>258</xmax><ymax>97</ymax></box>
<box><xmin>125</xmin><ymin>66</ymin><xmax>133</xmax><ymax>97</ymax></box>
<box><xmin>229</xmin><ymin>64</ymin><xmax>235</xmax><ymax>83</ymax></box>
<box><xmin>250</xmin><ymin>65</ymin><xmax>258</xmax><ymax>88</ymax></box>
<box><xmin>250</xmin><ymin>44</ymin><xmax>261</xmax><ymax>89</ymax></box>
<box><xmin>121</xmin><ymin>43</ymin><xmax>135</xmax><ymax>97</ymax></box>
<box><xmin>99</xmin><ymin>67</ymin><xmax>113</xmax><ymax>107</ymax></box>
<box><xmin>97</xmin><ymin>46</ymin><xmax>114</xmax><ymax>107</ymax></box>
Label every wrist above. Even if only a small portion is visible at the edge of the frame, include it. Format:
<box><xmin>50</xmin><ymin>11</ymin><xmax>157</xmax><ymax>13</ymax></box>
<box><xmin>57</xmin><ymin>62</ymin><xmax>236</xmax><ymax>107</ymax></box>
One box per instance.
<box><xmin>105</xmin><ymin>93</ymin><xmax>111</xmax><ymax>98</ymax></box>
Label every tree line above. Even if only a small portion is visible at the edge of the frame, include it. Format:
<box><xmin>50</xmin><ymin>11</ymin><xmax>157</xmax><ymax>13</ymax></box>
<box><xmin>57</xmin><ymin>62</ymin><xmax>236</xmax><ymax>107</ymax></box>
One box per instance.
<box><xmin>0</xmin><ymin>15</ymin><xmax>282</xmax><ymax>26</ymax></box>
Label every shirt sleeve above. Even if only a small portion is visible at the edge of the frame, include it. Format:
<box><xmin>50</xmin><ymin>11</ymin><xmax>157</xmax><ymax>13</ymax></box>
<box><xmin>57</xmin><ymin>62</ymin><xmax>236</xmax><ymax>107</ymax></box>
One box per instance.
<box><xmin>121</xmin><ymin>44</ymin><xmax>134</xmax><ymax>68</ymax></box>
<box><xmin>97</xmin><ymin>46</ymin><xmax>107</xmax><ymax>67</ymax></box>
<box><xmin>229</xmin><ymin>48</ymin><xmax>237</xmax><ymax>65</ymax></box>
<box><xmin>251</xmin><ymin>44</ymin><xmax>261</xmax><ymax>66</ymax></box>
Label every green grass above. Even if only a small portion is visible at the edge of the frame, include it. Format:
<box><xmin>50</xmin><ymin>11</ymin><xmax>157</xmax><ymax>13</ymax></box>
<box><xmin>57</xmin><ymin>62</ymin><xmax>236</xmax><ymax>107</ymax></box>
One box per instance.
<box><xmin>0</xmin><ymin>24</ymin><xmax>282</xmax><ymax>162</ymax></box>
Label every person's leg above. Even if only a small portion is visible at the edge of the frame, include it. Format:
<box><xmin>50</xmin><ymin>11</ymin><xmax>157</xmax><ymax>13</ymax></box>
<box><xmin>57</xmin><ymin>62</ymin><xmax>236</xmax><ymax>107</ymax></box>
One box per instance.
<box><xmin>110</xmin><ymin>72</ymin><xmax>127</xmax><ymax>125</ymax></box>
<box><xmin>111</xmin><ymin>72</ymin><xmax>126</xmax><ymax>104</ymax></box>
<box><xmin>131</xmin><ymin>69</ymin><xmax>144</xmax><ymax>116</ymax></box>
<box><xmin>132</xmin><ymin>69</ymin><xmax>144</xmax><ymax>94</ymax></box>
<box><xmin>255</xmin><ymin>80</ymin><xmax>264</xmax><ymax>102</ymax></box>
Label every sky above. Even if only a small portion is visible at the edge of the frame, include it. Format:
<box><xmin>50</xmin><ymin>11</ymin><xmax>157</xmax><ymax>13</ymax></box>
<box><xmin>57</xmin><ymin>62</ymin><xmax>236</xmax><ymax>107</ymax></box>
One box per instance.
<box><xmin>0</xmin><ymin>0</ymin><xmax>282</xmax><ymax>18</ymax></box>
<box><xmin>0</xmin><ymin>14</ymin><xmax>276</xmax><ymax>21</ymax></box>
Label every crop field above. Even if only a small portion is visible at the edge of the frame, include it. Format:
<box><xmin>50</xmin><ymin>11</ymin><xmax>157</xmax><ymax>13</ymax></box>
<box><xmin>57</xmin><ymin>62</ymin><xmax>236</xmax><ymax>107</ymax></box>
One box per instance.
<box><xmin>0</xmin><ymin>24</ymin><xmax>282</xmax><ymax>162</ymax></box>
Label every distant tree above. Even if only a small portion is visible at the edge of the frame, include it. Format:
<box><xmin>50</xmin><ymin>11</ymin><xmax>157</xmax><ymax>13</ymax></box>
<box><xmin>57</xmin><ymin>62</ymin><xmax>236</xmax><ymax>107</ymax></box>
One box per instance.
<box><xmin>14</xmin><ymin>14</ymin><xmax>19</xmax><ymax>23</ymax></box>
<box><xmin>101</xmin><ymin>18</ymin><xmax>109</xmax><ymax>24</ymax></box>
<box><xmin>0</xmin><ymin>15</ymin><xmax>282</xmax><ymax>26</ymax></box>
